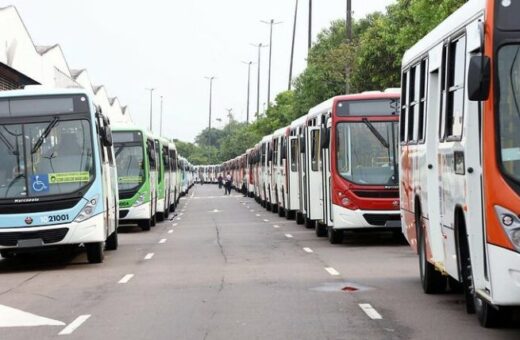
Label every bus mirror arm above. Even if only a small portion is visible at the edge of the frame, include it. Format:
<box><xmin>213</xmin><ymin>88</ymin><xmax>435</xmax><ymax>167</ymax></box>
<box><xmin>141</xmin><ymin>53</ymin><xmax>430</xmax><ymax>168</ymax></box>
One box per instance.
<box><xmin>468</xmin><ymin>54</ymin><xmax>491</xmax><ymax>102</ymax></box>
<box><xmin>320</xmin><ymin>125</ymin><xmax>330</xmax><ymax>149</ymax></box>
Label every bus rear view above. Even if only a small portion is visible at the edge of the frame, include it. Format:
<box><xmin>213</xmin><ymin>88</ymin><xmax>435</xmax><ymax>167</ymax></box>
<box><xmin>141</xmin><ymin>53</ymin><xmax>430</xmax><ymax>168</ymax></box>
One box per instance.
<box><xmin>0</xmin><ymin>89</ymin><xmax>118</xmax><ymax>263</ymax></box>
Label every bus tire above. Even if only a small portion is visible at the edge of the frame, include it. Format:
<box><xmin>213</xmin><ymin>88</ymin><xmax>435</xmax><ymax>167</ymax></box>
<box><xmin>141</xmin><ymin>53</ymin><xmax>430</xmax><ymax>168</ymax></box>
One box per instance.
<box><xmin>418</xmin><ymin>214</ymin><xmax>445</xmax><ymax>294</ymax></box>
<box><xmin>475</xmin><ymin>296</ymin><xmax>501</xmax><ymax>328</ymax></box>
<box><xmin>315</xmin><ymin>222</ymin><xmax>327</xmax><ymax>237</ymax></box>
<box><xmin>139</xmin><ymin>220</ymin><xmax>151</xmax><ymax>231</ymax></box>
<box><xmin>328</xmin><ymin>227</ymin><xmax>343</xmax><ymax>244</ymax></box>
<box><xmin>457</xmin><ymin>214</ymin><xmax>476</xmax><ymax>314</ymax></box>
<box><xmin>157</xmin><ymin>212</ymin><xmax>165</xmax><ymax>222</ymax></box>
<box><xmin>305</xmin><ymin>216</ymin><xmax>314</xmax><ymax>229</ymax></box>
<box><xmin>272</xmin><ymin>203</ymin><xmax>278</xmax><ymax>213</ymax></box>
<box><xmin>86</xmin><ymin>242</ymin><xmax>104</xmax><ymax>264</ymax></box>
<box><xmin>105</xmin><ymin>230</ymin><xmax>118</xmax><ymax>251</ymax></box>
<box><xmin>278</xmin><ymin>206</ymin><xmax>285</xmax><ymax>217</ymax></box>
<box><xmin>296</xmin><ymin>212</ymin><xmax>304</xmax><ymax>225</ymax></box>
<box><xmin>286</xmin><ymin>210</ymin><xmax>296</xmax><ymax>220</ymax></box>
<box><xmin>151</xmin><ymin>215</ymin><xmax>157</xmax><ymax>227</ymax></box>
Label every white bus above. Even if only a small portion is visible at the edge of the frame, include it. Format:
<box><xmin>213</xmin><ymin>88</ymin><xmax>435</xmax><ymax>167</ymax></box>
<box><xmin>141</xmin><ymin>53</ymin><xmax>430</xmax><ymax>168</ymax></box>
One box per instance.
<box><xmin>400</xmin><ymin>0</ymin><xmax>520</xmax><ymax>327</ymax></box>
<box><xmin>0</xmin><ymin>88</ymin><xmax>118</xmax><ymax>263</ymax></box>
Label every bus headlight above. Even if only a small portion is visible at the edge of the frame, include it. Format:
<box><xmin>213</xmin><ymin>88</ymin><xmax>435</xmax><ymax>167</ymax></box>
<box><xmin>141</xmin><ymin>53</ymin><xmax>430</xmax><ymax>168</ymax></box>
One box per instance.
<box><xmin>133</xmin><ymin>193</ymin><xmax>146</xmax><ymax>207</ymax></box>
<box><xmin>75</xmin><ymin>195</ymin><xmax>100</xmax><ymax>223</ymax></box>
<box><xmin>495</xmin><ymin>205</ymin><xmax>520</xmax><ymax>252</ymax></box>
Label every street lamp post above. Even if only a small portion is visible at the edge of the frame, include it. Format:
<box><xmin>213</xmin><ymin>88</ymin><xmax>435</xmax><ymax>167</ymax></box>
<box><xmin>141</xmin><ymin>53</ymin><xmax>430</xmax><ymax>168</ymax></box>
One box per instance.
<box><xmin>289</xmin><ymin>0</ymin><xmax>299</xmax><ymax>90</ymax></box>
<box><xmin>251</xmin><ymin>43</ymin><xmax>267</xmax><ymax>118</ymax></box>
<box><xmin>205</xmin><ymin>76</ymin><xmax>216</xmax><ymax>161</ymax></box>
<box><xmin>159</xmin><ymin>95</ymin><xmax>164</xmax><ymax>136</ymax></box>
<box><xmin>146</xmin><ymin>88</ymin><xmax>155</xmax><ymax>132</ymax></box>
<box><xmin>241</xmin><ymin>61</ymin><xmax>254</xmax><ymax>124</ymax></box>
<box><xmin>261</xmin><ymin>19</ymin><xmax>282</xmax><ymax>108</ymax></box>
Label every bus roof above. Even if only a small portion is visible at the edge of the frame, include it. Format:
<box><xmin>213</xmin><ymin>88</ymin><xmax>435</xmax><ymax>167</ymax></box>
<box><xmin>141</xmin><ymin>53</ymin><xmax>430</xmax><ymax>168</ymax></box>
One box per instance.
<box><xmin>402</xmin><ymin>0</ymin><xmax>484</xmax><ymax>67</ymax></box>
<box><xmin>0</xmin><ymin>87</ymin><xmax>90</xmax><ymax>99</ymax></box>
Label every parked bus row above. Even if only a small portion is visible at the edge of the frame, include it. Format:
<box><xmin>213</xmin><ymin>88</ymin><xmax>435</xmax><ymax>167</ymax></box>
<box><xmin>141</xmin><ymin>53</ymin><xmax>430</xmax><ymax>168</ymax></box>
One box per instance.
<box><xmin>0</xmin><ymin>87</ymin><xmax>195</xmax><ymax>264</ymax></box>
<box><xmin>195</xmin><ymin>165</ymin><xmax>220</xmax><ymax>183</ymax></box>
<box><xmin>214</xmin><ymin>0</ymin><xmax>520</xmax><ymax>327</ymax></box>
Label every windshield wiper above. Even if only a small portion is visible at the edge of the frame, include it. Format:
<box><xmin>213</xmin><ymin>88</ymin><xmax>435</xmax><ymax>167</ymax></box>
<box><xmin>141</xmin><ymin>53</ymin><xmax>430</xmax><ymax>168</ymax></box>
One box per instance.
<box><xmin>362</xmin><ymin>118</ymin><xmax>389</xmax><ymax>149</ymax></box>
<box><xmin>31</xmin><ymin>117</ymin><xmax>59</xmax><ymax>154</ymax></box>
<box><xmin>0</xmin><ymin>130</ymin><xmax>18</xmax><ymax>155</ymax></box>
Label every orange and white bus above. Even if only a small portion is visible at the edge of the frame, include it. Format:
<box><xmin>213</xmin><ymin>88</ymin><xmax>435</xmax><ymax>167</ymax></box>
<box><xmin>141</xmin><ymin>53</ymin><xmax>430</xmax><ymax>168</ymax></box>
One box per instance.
<box><xmin>400</xmin><ymin>0</ymin><xmax>520</xmax><ymax>327</ymax></box>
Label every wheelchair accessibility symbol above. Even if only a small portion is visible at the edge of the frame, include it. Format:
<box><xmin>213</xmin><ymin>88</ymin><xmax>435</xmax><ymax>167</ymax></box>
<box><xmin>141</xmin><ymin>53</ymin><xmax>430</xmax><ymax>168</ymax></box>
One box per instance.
<box><xmin>30</xmin><ymin>174</ymin><xmax>49</xmax><ymax>193</ymax></box>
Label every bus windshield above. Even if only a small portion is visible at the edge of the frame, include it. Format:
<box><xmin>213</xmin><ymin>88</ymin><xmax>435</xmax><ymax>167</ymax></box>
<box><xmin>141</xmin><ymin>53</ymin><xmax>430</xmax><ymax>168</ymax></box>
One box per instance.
<box><xmin>336</xmin><ymin>121</ymin><xmax>398</xmax><ymax>186</ymax></box>
<box><xmin>0</xmin><ymin>119</ymin><xmax>94</xmax><ymax>199</ymax></box>
<box><xmin>114</xmin><ymin>132</ymin><xmax>145</xmax><ymax>192</ymax></box>
<box><xmin>498</xmin><ymin>45</ymin><xmax>520</xmax><ymax>183</ymax></box>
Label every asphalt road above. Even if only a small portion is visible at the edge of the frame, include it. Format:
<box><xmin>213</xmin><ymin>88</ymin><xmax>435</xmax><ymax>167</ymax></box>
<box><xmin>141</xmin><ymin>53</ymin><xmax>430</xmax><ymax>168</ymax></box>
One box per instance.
<box><xmin>0</xmin><ymin>185</ymin><xmax>519</xmax><ymax>339</ymax></box>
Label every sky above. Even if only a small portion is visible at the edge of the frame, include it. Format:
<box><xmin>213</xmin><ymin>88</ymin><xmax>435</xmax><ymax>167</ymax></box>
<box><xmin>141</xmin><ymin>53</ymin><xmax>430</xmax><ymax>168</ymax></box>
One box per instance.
<box><xmin>3</xmin><ymin>0</ymin><xmax>395</xmax><ymax>143</ymax></box>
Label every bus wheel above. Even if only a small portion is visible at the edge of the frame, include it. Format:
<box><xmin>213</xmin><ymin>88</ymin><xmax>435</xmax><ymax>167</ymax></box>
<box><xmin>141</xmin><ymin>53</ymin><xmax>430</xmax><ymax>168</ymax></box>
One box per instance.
<box><xmin>286</xmin><ymin>210</ymin><xmax>295</xmax><ymax>220</ymax></box>
<box><xmin>164</xmin><ymin>207</ymin><xmax>170</xmax><ymax>219</ymax></box>
<box><xmin>151</xmin><ymin>215</ymin><xmax>157</xmax><ymax>227</ymax></box>
<box><xmin>296</xmin><ymin>212</ymin><xmax>304</xmax><ymax>225</ymax></box>
<box><xmin>278</xmin><ymin>207</ymin><xmax>285</xmax><ymax>217</ymax></box>
<box><xmin>418</xmin><ymin>219</ymin><xmax>445</xmax><ymax>294</ymax></box>
<box><xmin>305</xmin><ymin>216</ymin><xmax>314</xmax><ymax>229</ymax></box>
<box><xmin>315</xmin><ymin>222</ymin><xmax>327</xmax><ymax>237</ymax></box>
<box><xmin>328</xmin><ymin>227</ymin><xmax>343</xmax><ymax>244</ymax></box>
<box><xmin>0</xmin><ymin>250</ymin><xmax>16</xmax><ymax>259</ymax></box>
<box><xmin>157</xmin><ymin>211</ymin><xmax>165</xmax><ymax>222</ymax></box>
<box><xmin>475</xmin><ymin>294</ymin><xmax>501</xmax><ymax>328</ymax></box>
<box><xmin>139</xmin><ymin>220</ymin><xmax>151</xmax><ymax>231</ymax></box>
<box><xmin>272</xmin><ymin>204</ymin><xmax>278</xmax><ymax>213</ymax></box>
<box><xmin>86</xmin><ymin>242</ymin><xmax>104</xmax><ymax>264</ymax></box>
<box><xmin>105</xmin><ymin>230</ymin><xmax>118</xmax><ymax>251</ymax></box>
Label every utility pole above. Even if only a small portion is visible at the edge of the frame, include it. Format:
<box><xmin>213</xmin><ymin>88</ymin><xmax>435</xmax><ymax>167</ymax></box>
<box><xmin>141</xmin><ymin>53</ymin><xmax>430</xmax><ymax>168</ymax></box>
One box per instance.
<box><xmin>346</xmin><ymin>0</ymin><xmax>352</xmax><ymax>42</ymax></box>
<box><xmin>146</xmin><ymin>88</ymin><xmax>155</xmax><ymax>132</ymax></box>
<box><xmin>261</xmin><ymin>19</ymin><xmax>282</xmax><ymax>108</ymax></box>
<box><xmin>308</xmin><ymin>0</ymin><xmax>312</xmax><ymax>52</ymax></box>
<box><xmin>241</xmin><ymin>61</ymin><xmax>254</xmax><ymax>124</ymax></box>
<box><xmin>225</xmin><ymin>108</ymin><xmax>233</xmax><ymax>124</ymax></box>
<box><xmin>251</xmin><ymin>43</ymin><xmax>267</xmax><ymax>118</ymax></box>
<box><xmin>289</xmin><ymin>0</ymin><xmax>299</xmax><ymax>90</ymax></box>
<box><xmin>345</xmin><ymin>0</ymin><xmax>352</xmax><ymax>94</ymax></box>
<box><xmin>159</xmin><ymin>95</ymin><xmax>164</xmax><ymax>136</ymax></box>
<box><xmin>205</xmin><ymin>76</ymin><xmax>215</xmax><ymax>161</ymax></box>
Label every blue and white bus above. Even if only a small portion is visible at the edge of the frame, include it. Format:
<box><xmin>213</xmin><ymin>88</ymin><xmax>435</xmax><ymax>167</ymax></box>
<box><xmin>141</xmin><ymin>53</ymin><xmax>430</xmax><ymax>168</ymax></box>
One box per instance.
<box><xmin>0</xmin><ymin>88</ymin><xmax>118</xmax><ymax>263</ymax></box>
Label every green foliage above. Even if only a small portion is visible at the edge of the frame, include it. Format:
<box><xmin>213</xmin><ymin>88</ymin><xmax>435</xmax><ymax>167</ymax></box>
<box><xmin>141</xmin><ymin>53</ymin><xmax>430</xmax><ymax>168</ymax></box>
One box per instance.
<box><xmin>180</xmin><ymin>0</ymin><xmax>467</xmax><ymax>165</ymax></box>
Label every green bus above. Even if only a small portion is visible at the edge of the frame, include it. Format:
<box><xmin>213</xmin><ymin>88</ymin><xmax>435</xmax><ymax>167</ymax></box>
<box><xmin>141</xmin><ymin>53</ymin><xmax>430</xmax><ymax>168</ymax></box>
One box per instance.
<box><xmin>113</xmin><ymin>126</ymin><xmax>157</xmax><ymax>231</ymax></box>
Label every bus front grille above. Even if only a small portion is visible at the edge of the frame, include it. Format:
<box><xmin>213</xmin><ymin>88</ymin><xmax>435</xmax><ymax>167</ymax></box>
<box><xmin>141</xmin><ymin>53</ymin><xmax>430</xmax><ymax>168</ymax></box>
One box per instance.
<box><xmin>354</xmin><ymin>191</ymin><xmax>399</xmax><ymax>198</ymax></box>
<box><xmin>363</xmin><ymin>214</ymin><xmax>400</xmax><ymax>226</ymax></box>
<box><xmin>0</xmin><ymin>228</ymin><xmax>69</xmax><ymax>246</ymax></box>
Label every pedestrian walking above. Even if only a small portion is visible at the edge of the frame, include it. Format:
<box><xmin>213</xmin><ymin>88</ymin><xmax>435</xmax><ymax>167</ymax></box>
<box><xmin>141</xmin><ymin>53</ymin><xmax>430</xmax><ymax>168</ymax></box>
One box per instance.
<box><xmin>241</xmin><ymin>173</ymin><xmax>248</xmax><ymax>197</ymax></box>
<box><xmin>218</xmin><ymin>174</ymin><xmax>223</xmax><ymax>189</ymax></box>
<box><xmin>224</xmin><ymin>172</ymin><xmax>232</xmax><ymax>195</ymax></box>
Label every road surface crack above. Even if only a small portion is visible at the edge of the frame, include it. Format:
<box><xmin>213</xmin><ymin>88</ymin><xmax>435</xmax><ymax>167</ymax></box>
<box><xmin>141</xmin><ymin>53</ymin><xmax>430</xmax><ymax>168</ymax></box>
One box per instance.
<box><xmin>0</xmin><ymin>272</ymin><xmax>40</xmax><ymax>296</ymax></box>
<box><xmin>212</xmin><ymin>217</ymin><xmax>227</xmax><ymax>264</ymax></box>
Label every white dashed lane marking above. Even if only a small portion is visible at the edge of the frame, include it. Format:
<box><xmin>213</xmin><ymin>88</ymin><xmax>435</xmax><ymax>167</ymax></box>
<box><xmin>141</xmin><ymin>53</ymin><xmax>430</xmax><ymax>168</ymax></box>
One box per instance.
<box><xmin>324</xmin><ymin>267</ymin><xmax>340</xmax><ymax>276</ymax></box>
<box><xmin>303</xmin><ymin>247</ymin><xmax>314</xmax><ymax>253</ymax></box>
<box><xmin>168</xmin><ymin>229</ymin><xmax>173</xmax><ymax>234</ymax></box>
<box><xmin>273</xmin><ymin>225</ymin><xmax>280</xmax><ymax>229</ymax></box>
<box><xmin>359</xmin><ymin>304</ymin><xmax>383</xmax><ymax>320</ymax></box>
<box><xmin>118</xmin><ymin>274</ymin><xmax>134</xmax><ymax>284</ymax></box>
<box><xmin>285</xmin><ymin>234</ymin><xmax>293</xmax><ymax>239</ymax></box>
<box><xmin>144</xmin><ymin>253</ymin><xmax>154</xmax><ymax>260</ymax></box>
<box><xmin>58</xmin><ymin>315</ymin><xmax>91</xmax><ymax>335</ymax></box>
<box><xmin>159</xmin><ymin>239</ymin><xmax>167</xmax><ymax>244</ymax></box>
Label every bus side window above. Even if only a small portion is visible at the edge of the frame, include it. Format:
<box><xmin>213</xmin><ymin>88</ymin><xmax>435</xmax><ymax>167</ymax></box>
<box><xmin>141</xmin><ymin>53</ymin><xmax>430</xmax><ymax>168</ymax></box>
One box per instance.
<box><xmin>290</xmin><ymin>139</ymin><xmax>298</xmax><ymax>172</ymax></box>
<box><xmin>418</xmin><ymin>58</ymin><xmax>428</xmax><ymax>143</ymax></box>
<box><xmin>444</xmin><ymin>36</ymin><xmax>466</xmax><ymax>140</ymax></box>
<box><xmin>311</xmin><ymin>129</ymin><xmax>320</xmax><ymax>172</ymax></box>
<box><xmin>400</xmin><ymin>71</ymin><xmax>408</xmax><ymax>143</ymax></box>
<box><xmin>408</xmin><ymin>66</ymin><xmax>417</xmax><ymax>142</ymax></box>
<box><xmin>440</xmin><ymin>45</ymin><xmax>448</xmax><ymax>140</ymax></box>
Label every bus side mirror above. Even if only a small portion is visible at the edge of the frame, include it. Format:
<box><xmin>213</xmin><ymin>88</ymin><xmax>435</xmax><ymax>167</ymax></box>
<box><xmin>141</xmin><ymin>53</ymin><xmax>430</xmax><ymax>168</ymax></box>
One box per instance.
<box><xmin>320</xmin><ymin>126</ymin><xmax>330</xmax><ymax>149</ymax></box>
<box><xmin>268</xmin><ymin>148</ymin><xmax>273</xmax><ymax>162</ymax></box>
<box><xmin>468</xmin><ymin>55</ymin><xmax>490</xmax><ymax>101</ymax></box>
<box><xmin>299</xmin><ymin>135</ymin><xmax>306</xmax><ymax>153</ymax></box>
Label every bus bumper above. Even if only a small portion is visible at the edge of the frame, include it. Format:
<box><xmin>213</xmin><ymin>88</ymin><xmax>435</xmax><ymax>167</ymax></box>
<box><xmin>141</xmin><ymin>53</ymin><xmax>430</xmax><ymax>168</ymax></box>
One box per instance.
<box><xmin>488</xmin><ymin>244</ymin><xmax>520</xmax><ymax>306</ymax></box>
<box><xmin>119</xmin><ymin>202</ymin><xmax>151</xmax><ymax>221</ymax></box>
<box><xmin>0</xmin><ymin>213</ymin><xmax>106</xmax><ymax>249</ymax></box>
<box><xmin>332</xmin><ymin>205</ymin><xmax>401</xmax><ymax>230</ymax></box>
